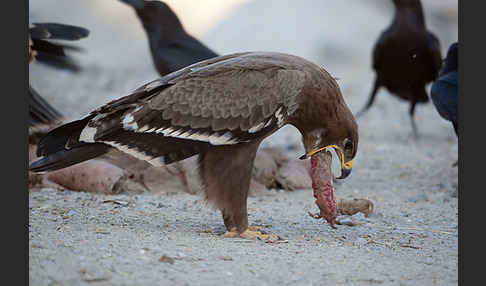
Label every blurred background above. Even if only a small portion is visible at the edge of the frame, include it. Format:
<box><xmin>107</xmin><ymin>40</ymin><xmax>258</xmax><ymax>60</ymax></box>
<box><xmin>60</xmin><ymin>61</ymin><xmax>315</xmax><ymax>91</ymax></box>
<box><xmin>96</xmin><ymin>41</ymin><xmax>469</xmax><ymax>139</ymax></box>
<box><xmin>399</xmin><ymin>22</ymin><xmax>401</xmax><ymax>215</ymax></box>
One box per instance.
<box><xmin>29</xmin><ymin>0</ymin><xmax>458</xmax><ymax>157</ymax></box>
<box><xmin>28</xmin><ymin>3</ymin><xmax>459</xmax><ymax>284</ymax></box>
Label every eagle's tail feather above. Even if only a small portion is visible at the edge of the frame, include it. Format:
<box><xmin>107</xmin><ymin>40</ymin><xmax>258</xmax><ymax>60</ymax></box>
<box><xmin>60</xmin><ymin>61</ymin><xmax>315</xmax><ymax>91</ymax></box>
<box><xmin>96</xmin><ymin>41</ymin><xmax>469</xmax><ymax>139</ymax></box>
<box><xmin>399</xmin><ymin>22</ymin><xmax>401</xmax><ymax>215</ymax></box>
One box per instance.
<box><xmin>29</xmin><ymin>143</ymin><xmax>111</xmax><ymax>172</ymax></box>
<box><xmin>30</xmin><ymin>115</ymin><xmax>112</xmax><ymax>172</ymax></box>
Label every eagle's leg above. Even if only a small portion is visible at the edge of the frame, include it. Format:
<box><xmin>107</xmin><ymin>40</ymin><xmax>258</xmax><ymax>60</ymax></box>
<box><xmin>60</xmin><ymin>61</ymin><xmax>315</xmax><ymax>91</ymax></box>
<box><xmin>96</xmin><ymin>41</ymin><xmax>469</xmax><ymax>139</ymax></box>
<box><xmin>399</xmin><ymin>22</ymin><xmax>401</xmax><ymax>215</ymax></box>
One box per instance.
<box><xmin>199</xmin><ymin>141</ymin><xmax>279</xmax><ymax>241</ymax></box>
<box><xmin>222</xmin><ymin>210</ymin><xmax>236</xmax><ymax>230</ymax></box>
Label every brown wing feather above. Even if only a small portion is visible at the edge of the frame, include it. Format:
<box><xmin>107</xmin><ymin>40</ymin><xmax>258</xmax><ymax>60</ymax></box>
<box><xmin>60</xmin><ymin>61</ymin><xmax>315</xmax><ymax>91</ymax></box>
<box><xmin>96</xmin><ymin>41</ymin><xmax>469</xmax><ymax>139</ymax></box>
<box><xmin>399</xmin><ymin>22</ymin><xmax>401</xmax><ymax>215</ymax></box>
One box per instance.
<box><xmin>146</xmin><ymin>69</ymin><xmax>303</xmax><ymax>129</ymax></box>
<box><xmin>124</xmin><ymin>53</ymin><xmax>306</xmax><ymax>140</ymax></box>
<box><xmin>76</xmin><ymin>52</ymin><xmax>307</xmax><ymax>164</ymax></box>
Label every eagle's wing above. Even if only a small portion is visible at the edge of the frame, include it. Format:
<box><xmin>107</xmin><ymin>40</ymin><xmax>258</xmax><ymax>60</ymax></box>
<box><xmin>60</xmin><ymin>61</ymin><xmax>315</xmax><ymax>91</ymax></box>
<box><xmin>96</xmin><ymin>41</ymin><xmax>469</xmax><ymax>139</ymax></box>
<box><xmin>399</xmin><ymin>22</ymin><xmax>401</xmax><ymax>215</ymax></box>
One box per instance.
<box><xmin>76</xmin><ymin>53</ymin><xmax>306</xmax><ymax>164</ymax></box>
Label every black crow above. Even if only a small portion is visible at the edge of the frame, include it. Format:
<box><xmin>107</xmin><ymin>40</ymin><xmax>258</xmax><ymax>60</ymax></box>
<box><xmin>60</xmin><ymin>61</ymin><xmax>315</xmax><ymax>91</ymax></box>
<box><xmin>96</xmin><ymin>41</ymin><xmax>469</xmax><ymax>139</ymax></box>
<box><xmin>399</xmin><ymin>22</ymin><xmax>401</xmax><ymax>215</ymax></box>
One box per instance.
<box><xmin>29</xmin><ymin>23</ymin><xmax>89</xmax><ymax>141</ymax></box>
<box><xmin>356</xmin><ymin>0</ymin><xmax>442</xmax><ymax>138</ymax></box>
<box><xmin>431</xmin><ymin>42</ymin><xmax>458</xmax><ymax>136</ymax></box>
<box><xmin>119</xmin><ymin>0</ymin><xmax>218</xmax><ymax>76</ymax></box>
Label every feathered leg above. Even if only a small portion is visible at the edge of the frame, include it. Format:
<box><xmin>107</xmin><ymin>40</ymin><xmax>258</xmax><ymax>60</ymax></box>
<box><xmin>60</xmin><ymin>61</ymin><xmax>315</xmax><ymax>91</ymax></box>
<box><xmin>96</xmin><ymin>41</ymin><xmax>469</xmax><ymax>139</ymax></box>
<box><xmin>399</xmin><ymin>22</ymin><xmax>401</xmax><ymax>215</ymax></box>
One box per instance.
<box><xmin>356</xmin><ymin>77</ymin><xmax>380</xmax><ymax>118</ymax></box>
<box><xmin>198</xmin><ymin>141</ymin><xmax>279</xmax><ymax>240</ymax></box>
<box><xmin>199</xmin><ymin>142</ymin><xmax>257</xmax><ymax>232</ymax></box>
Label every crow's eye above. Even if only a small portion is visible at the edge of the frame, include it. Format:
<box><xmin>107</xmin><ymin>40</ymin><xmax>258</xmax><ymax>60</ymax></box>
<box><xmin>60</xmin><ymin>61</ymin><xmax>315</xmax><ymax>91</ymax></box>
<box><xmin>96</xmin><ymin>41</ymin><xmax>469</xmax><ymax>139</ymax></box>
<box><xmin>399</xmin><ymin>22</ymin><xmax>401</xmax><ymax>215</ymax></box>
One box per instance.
<box><xmin>409</xmin><ymin>49</ymin><xmax>419</xmax><ymax>61</ymax></box>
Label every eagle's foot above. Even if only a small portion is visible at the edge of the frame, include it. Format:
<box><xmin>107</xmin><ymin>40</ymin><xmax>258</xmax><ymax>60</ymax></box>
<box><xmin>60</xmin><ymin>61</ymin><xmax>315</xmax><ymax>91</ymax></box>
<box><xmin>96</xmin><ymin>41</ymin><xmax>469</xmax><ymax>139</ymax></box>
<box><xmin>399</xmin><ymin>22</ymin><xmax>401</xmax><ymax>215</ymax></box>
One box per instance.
<box><xmin>224</xmin><ymin>226</ymin><xmax>281</xmax><ymax>241</ymax></box>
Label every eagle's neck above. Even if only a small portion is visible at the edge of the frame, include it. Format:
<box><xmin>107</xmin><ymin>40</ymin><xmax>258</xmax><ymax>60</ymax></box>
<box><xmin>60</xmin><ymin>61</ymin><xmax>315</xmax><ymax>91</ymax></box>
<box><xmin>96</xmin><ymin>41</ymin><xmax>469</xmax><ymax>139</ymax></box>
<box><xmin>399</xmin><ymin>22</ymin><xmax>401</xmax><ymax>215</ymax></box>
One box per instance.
<box><xmin>290</xmin><ymin>88</ymin><xmax>350</xmax><ymax>144</ymax></box>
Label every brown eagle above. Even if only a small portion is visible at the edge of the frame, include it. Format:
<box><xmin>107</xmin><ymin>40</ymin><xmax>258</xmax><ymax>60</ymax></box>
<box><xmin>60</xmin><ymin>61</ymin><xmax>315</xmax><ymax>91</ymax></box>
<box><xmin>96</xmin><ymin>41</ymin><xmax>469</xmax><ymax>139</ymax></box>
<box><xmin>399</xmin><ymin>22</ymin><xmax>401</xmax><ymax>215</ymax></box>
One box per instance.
<box><xmin>29</xmin><ymin>52</ymin><xmax>358</xmax><ymax>240</ymax></box>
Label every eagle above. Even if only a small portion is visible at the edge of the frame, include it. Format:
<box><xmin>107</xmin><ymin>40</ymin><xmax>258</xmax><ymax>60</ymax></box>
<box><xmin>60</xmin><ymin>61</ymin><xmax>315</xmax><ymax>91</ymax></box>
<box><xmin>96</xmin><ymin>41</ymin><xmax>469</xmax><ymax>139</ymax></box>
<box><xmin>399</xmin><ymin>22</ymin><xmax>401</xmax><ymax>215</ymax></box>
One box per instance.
<box><xmin>356</xmin><ymin>0</ymin><xmax>442</xmax><ymax>138</ymax></box>
<box><xmin>29</xmin><ymin>22</ymin><xmax>90</xmax><ymax>133</ymax></box>
<box><xmin>29</xmin><ymin>52</ymin><xmax>358</xmax><ymax>240</ymax></box>
<box><xmin>119</xmin><ymin>0</ymin><xmax>219</xmax><ymax>76</ymax></box>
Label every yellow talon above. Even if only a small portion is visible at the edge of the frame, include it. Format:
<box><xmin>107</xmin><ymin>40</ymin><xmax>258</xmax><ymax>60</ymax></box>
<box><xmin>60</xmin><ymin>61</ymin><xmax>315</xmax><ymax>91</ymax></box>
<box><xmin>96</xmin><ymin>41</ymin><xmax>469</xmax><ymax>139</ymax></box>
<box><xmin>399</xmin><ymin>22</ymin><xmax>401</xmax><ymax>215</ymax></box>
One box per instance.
<box><xmin>223</xmin><ymin>228</ymin><xmax>240</xmax><ymax>238</ymax></box>
<box><xmin>223</xmin><ymin>226</ymin><xmax>281</xmax><ymax>241</ymax></box>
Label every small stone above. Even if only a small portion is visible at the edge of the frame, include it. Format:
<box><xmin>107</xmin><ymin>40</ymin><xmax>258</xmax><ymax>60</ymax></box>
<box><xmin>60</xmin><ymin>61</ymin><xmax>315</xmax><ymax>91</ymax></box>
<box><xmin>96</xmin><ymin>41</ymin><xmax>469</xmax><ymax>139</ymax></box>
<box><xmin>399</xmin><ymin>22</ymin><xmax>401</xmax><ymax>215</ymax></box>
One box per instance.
<box><xmin>337</xmin><ymin>217</ymin><xmax>356</xmax><ymax>226</ymax></box>
<box><xmin>66</xmin><ymin>210</ymin><xmax>78</xmax><ymax>216</ymax></box>
<box><xmin>159</xmin><ymin>255</ymin><xmax>175</xmax><ymax>264</ymax></box>
<box><xmin>219</xmin><ymin>256</ymin><xmax>233</xmax><ymax>261</ymax></box>
<box><xmin>79</xmin><ymin>267</ymin><xmax>111</xmax><ymax>283</ymax></box>
<box><xmin>177</xmin><ymin>252</ymin><xmax>187</xmax><ymax>259</ymax></box>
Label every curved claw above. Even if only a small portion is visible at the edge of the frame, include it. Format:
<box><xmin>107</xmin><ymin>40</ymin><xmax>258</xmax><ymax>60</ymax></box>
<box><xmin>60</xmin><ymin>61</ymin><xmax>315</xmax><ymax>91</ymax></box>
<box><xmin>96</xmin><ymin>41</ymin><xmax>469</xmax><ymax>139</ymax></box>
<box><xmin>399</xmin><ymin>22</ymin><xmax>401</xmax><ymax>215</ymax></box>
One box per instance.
<box><xmin>224</xmin><ymin>226</ymin><xmax>282</xmax><ymax>241</ymax></box>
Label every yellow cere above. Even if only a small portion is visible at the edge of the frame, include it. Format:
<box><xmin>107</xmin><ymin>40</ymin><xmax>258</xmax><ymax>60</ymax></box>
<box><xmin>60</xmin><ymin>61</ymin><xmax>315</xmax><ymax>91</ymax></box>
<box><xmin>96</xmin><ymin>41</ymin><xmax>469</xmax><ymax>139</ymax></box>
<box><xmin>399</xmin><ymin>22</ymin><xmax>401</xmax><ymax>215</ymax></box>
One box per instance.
<box><xmin>307</xmin><ymin>144</ymin><xmax>353</xmax><ymax>170</ymax></box>
<box><xmin>306</xmin><ymin>144</ymin><xmax>339</xmax><ymax>157</ymax></box>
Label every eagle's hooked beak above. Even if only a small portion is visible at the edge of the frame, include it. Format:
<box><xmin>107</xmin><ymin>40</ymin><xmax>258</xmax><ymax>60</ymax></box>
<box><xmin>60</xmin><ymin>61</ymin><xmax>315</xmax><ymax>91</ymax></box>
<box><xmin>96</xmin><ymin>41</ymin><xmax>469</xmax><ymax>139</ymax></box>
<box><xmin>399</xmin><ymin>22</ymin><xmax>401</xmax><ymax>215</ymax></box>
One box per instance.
<box><xmin>336</xmin><ymin>157</ymin><xmax>353</xmax><ymax>179</ymax></box>
<box><xmin>299</xmin><ymin>145</ymin><xmax>353</xmax><ymax>179</ymax></box>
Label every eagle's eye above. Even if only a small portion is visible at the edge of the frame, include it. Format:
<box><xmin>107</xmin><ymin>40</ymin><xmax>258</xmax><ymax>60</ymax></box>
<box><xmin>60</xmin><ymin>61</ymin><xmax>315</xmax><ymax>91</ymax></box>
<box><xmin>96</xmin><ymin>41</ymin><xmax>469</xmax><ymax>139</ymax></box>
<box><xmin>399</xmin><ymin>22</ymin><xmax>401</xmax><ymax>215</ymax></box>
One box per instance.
<box><xmin>343</xmin><ymin>138</ymin><xmax>353</xmax><ymax>157</ymax></box>
<box><xmin>343</xmin><ymin>138</ymin><xmax>353</xmax><ymax>150</ymax></box>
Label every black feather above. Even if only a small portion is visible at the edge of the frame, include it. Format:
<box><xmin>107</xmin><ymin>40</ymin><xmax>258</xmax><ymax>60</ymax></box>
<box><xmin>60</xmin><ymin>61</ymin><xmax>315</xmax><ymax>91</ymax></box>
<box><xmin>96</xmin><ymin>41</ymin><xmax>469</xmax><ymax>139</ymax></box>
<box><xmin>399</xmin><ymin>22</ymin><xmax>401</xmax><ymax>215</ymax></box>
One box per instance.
<box><xmin>28</xmin><ymin>21</ymin><xmax>90</xmax><ymax>137</ymax></box>
<box><xmin>31</xmin><ymin>40</ymin><xmax>81</xmax><ymax>72</ymax></box>
<box><xmin>36</xmin><ymin>117</ymin><xmax>92</xmax><ymax>157</ymax></box>
<box><xmin>30</xmin><ymin>23</ymin><xmax>90</xmax><ymax>41</ymax></box>
<box><xmin>29</xmin><ymin>85</ymin><xmax>63</xmax><ymax>126</ymax></box>
<box><xmin>29</xmin><ymin>143</ymin><xmax>111</xmax><ymax>172</ymax></box>
<box><xmin>30</xmin><ymin>114</ymin><xmax>113</xmax><ymax>172</ymax></box>
<box><xmin>30</xmin><ymin>22</ymin><xmax>89</xmax><ymax>72</ymax></box>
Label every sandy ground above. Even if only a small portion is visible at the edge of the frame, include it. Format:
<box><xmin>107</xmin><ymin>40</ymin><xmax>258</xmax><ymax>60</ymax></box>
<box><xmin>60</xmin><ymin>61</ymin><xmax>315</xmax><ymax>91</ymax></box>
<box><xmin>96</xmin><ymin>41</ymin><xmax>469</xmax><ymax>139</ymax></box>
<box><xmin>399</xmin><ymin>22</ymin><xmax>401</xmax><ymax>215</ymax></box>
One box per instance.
<box><xmin>29</xmin><ymin>0</ymin><xmax>458</xmax><ymax>285</ymax></box>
